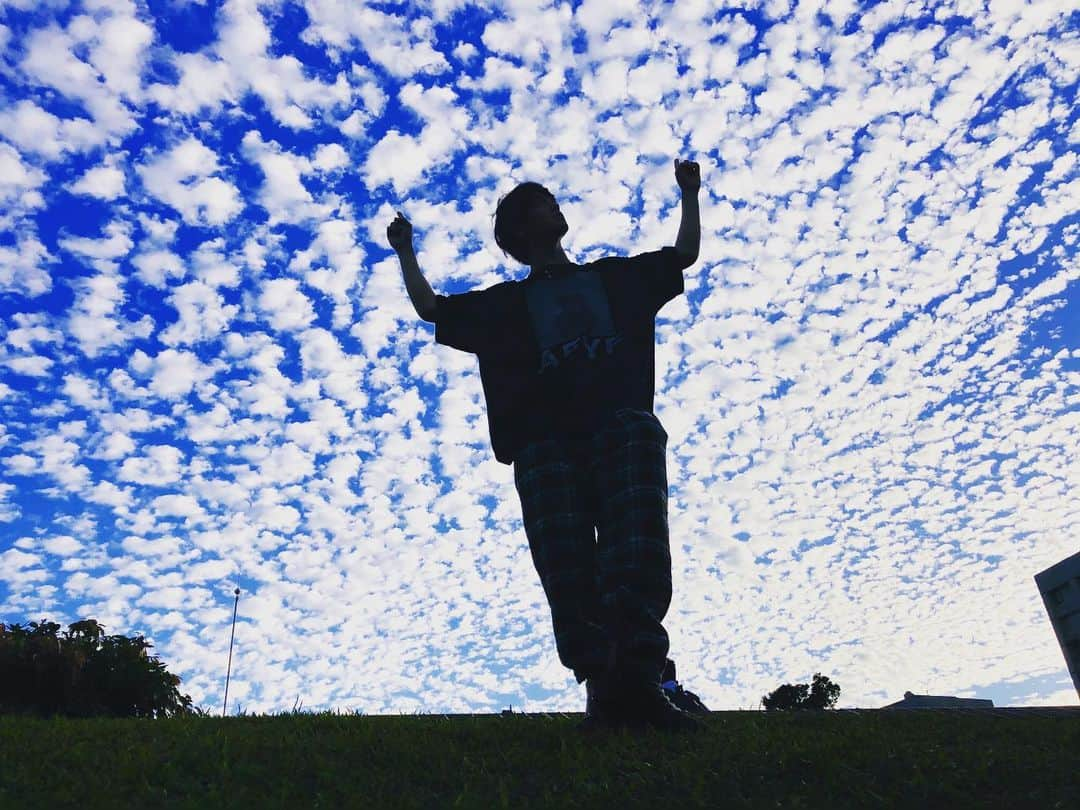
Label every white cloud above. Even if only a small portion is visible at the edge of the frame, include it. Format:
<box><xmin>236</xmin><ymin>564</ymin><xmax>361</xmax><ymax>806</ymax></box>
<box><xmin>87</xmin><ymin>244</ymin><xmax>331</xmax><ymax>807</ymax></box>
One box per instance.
<box><xmin>299</xmin><ymin>1</ymin><xmax>450</xmax><ymax>77</ymax></box>
<box><xmin>0</xmin><ymin>141</ymin><xmax>47</xmax><ymax>236</ymax></box>
<box><xmin>137</xmin><ymin>137</ymin><xmax>243</xmax><ymax>226</ymax></box>
<box><xmin>574</xmin><ymin>0</ymin><xmax>640</xmax><ymax>45</ymax></box>
<box><xmin>132</xmin><ymin>249</ymin><xmax>186</xmax><ymax>288</ymax></box>
<box><xmin>0</xmin><ymin>100</ymin><xmax>103</xmax><ymax>160</ymax></box>
<box><xmin>289</xmin><ymin>218</ymin><xmax>364</xmax><ymax>329</ymax></box>
<box><xmin>62</xmin><ymin>373</ymin><xmax>111</xmax><ymax>412</ymax></box>
<box><xmin>147</xmin><ymin>51</ymin><xmax>241</xmax><ymax>114</ymax></box>
<box><xmin>151</xmin><ymin>494</ymin><xmax>205</xmax><ymax>521</ymax></box>
<box><xmin>59</xmin><ymin>220</ymin><xmax>133</xmax><ymax>272</ymax></box>
<box><xmin>0</xmin><ymin>486</ymin><xmax>17</xmax><ymax>522</ymax></box>
<box><xmin>146</xmin><ymin>348</ymin><xmax>220</xmax><ymax>400</ymax></box>
<box><xmin>451</xmin><ymin>41</ymin><xmax>477</xmax><ymax>63</ymax></box>
<box><xmin>241</xmin><ymin>131</ymin><xmax>330</xmax><ymax>224</ymax></box>
<box><xmin>257</xmin><ymin>278</ymin><xmax>317</xmax><ymax>332</ymax></box>
<box><xmin>149</xmin><ymin>0</ymin><xmax>351</xmax><ymax>128</ymax></box>
<box><xmin>117</xmin><ymin>445</ymin><xmax>186</xmax><ymax>486</ymax></box>
<box><xmin>4</xmin><ymin>454</ymin><xmax>38</xmax><ymax>475</ymax></box>
<box><xmin>0</xmin><ymin>233</ymin><xmax>52</xmax><ymax>297</ymax></box>
<box><xmin>186</xmin><ymin>241</ymin><xmax>239</xmax><ymax>289</ymax></box>
<box><xmin>297</xmin><ymin>327</ymin><xmax>369</xmax><ymax>411</ymax></box>
<box><xmin>337</xmin><ymin>64</ymin><xmax>388</xmax><ymax>140</ymax></box>
<box><xmin>82</xmin><ymin>8</ymin><xmax>155</xmax><ymax>99</ymax></box>
<box><xmin>160</xmin><ymin>281</ymin><xmax>239</xmax><ymax>346</ymax></box>
<box><xmin>19</xmin><ymin>15</ymin><xmax>143</xmax><ymax>138</ymax></box>
<box><xmin>312</xmin><ymin>143</ymin><xmax>349</xmax><ymax>172</ymax></box>
<box><xmin>26</xmin><ymin>434</ymin><xmax>91</xmax><ymax>492</ymax></box>
<box><xmin>41</xmin><ymin>535</ymin><xmax>82</xmax><ymax>556</ymax></box>
<box><xmin>96</xmin><ymin>431</ymin><xmax>136</xmax><ymax>461</ymax></box>
<box><xmin>0</xmin><ymin>547</ymin><xmax>42</xmax><ymax>579</ymax></box>
<box><xmin>363</xmin><ymin>84</ymin><xmax>471</xmax><ymax>194</ymax></box>
<box><xmin>70</xmin><ymin>163</ymin><xmax>127</xmax><ymax>200</ymax></box>
<box><xmin>68</xmin><ymin>270</ymin><xmax>153</xmax><ymax>358</ymax></box>
<box><xmin>250</xmin><ymin>492</ymin><xmax>301</xmax><ymax>533</ymax></box>
<box><xmin>4</xmin><ymin>355</ymin><xmax>54</xmax><ymax>377</ymax></box>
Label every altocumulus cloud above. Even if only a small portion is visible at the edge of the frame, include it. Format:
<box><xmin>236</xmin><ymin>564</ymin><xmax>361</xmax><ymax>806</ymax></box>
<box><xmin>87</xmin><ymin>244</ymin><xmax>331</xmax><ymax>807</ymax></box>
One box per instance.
<box><xmin>0</xmin><ymin>0</ymin><xmax>1077</xmax><ymax>715</ymax></box>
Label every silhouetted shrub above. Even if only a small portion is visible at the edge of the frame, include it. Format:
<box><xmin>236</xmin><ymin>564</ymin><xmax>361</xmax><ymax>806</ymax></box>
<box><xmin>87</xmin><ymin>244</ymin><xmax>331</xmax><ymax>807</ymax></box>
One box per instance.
<box><xmin>0</xmin><ymin>618</ymin><xmax>196</xmax><ymax>718</ymax></box>
<box><xmin>762</xmin><ymin>673</ymin><xmax>841</xmax><ymax>711</ymax></box>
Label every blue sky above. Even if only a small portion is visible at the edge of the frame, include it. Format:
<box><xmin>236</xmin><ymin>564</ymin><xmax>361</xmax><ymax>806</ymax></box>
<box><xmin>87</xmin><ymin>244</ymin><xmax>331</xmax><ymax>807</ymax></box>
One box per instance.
<box><xmin>1</xmin><ymin>0</ymin><xmax>1077</xmax><ymax>715</ymax></box>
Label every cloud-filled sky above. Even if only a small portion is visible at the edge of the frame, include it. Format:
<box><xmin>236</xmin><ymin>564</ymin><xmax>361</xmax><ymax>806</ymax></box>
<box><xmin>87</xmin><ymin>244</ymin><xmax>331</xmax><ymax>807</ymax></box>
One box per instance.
<box><xmin>1</xmin><ymin>0</ymin><xmax>1077</xmax><ymax>715</ymax></box>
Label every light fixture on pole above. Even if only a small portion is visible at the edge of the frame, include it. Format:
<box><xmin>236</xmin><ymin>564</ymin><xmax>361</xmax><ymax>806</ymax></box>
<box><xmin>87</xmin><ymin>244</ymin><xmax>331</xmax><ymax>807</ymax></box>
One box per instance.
<box><xmin>222</xmin><ymin>586</ymin><xmax>240</xmax><ymax>717</ymax></box>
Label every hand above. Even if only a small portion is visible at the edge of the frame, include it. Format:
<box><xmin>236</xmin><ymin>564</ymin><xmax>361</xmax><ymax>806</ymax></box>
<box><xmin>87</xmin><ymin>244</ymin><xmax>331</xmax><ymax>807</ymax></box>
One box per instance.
<box><xmin>386</xmin><ymin>211</ymin><xmax>414</xmax><ymax>253</ymax></box>
<box><xmin>674</xmin><ymin>158</ymin><xmax>701</xmax><ymax>193</ymax></box>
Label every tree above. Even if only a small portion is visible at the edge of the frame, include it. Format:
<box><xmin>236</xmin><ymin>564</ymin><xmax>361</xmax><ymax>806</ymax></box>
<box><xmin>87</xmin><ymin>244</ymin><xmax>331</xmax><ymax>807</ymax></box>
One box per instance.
<box><xmin>0</xmin><ymin>618</ymin><xmax>197</xmax><ymax>718</ymax></box>
<box><xmin>762</xmin><ymin>682</ymin><xmax>809</xmax><ymax>711</ymax></box>
<box><xmin>805</xmin><ymin>673</ymin><xmax>841</xmax><ymax>709</ymax></box>
<box><xmin>762</xmin><ymin>673</ymin><xmax>841</xmax><ymax>711</ymax></box>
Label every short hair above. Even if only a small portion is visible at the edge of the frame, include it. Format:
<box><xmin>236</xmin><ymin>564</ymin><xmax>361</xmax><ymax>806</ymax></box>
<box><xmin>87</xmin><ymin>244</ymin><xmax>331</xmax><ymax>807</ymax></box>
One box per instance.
<box><xmin>493</xmin><ymin>182</ymin><xmax>551</xmax><ymax>265</ymax></box>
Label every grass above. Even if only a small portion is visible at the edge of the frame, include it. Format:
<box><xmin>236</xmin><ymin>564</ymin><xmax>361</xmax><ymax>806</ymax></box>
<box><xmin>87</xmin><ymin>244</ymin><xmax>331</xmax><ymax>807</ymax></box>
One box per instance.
<box><xmin>1</xmin><ymin>709</ymin><xmax>1077</xmax><ymax>808</ymax></box>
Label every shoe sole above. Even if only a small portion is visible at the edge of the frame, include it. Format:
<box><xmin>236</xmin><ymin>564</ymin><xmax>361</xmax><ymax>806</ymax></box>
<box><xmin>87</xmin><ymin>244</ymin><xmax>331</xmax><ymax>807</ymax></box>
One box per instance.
<box><xmin>582</xmin><ymin>702</ymin><xmax>705</xmax><ymax>735</ymax></box>
<box><xmin>579</xmin><ymin>715</ymin><xmax>704</xmax><ymax>734</ymax></box>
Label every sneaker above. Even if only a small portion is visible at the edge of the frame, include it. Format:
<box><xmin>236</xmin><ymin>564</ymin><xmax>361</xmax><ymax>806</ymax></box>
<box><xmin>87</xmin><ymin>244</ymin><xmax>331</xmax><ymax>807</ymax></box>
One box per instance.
<box><xmin>581</xmin><ymin>672</ymin><xmax>705</xmax><ymax>734</ymax></box>
<box><xmin>660</xmin><ymin>658</ymin><xmax>710</xmax><ymax>716</ymax></box>
<box><xmin>619</xmin><ymin>678</ymin><xmax>706</xmax><ymax>733</ymax></box>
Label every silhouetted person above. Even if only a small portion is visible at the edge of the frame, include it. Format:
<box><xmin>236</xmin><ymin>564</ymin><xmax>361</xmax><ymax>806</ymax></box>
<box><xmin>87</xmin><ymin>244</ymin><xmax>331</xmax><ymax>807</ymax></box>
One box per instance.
<box><xmin>387</xmin><ymin>159</ymin><xmax>705</xmax><ymax>732</ymax></box>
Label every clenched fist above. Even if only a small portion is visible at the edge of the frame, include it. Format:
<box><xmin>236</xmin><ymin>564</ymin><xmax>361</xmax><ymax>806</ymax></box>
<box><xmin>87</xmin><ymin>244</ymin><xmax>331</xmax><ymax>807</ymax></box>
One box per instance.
<box><xmin>387</xmin><ymin>211</ymin><xmax>414</xmax><ymax>253</ymax></box>
<box><xmin>674</xmin><ymin>158</ymin><xmax>701</xmax><ymax>193</ymax></box>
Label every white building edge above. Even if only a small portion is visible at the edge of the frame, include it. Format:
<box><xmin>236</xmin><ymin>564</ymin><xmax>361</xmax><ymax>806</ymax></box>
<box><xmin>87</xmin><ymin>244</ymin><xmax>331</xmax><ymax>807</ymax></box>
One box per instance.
<box><xmin>1034</xmin><ymin>549</ymin><xmax>1080</xmax><ymax>700</ymax></box>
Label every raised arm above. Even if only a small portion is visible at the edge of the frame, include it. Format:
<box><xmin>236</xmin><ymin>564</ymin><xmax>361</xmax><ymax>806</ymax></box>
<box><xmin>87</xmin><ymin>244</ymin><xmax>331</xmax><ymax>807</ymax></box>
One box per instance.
<box><xmin>673</xmin><ymin>159</ymin><xmax>700</xmax><ymax>265</ymax></box>
<box><xmin>387</xmin><ymin>211</ymin><xmax>438</xmax><ymax>322</ymax></box>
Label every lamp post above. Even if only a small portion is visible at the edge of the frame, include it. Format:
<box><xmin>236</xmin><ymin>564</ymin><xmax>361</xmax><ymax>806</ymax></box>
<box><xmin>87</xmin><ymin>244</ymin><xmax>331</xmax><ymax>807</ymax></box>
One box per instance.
<box><xmin>222</xmin><ymin>586</ymin><xmax>240</xmax><ymax>717</ymax></box>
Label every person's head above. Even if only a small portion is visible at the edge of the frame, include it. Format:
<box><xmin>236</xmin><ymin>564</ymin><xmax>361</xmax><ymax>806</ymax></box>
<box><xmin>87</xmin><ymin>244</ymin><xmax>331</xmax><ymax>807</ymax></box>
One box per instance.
<box><xmin>493</xmin><ymin>182</ymin><xmax>568</xmax><ymax>265</ymax></box>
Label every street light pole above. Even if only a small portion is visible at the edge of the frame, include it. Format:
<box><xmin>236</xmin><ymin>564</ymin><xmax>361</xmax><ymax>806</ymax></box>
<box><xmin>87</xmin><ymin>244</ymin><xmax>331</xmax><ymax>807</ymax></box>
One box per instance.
<box><xmin>222</xmin><ymin>586</ymin><xmax>240</xmax><ymax>717</ymax></box>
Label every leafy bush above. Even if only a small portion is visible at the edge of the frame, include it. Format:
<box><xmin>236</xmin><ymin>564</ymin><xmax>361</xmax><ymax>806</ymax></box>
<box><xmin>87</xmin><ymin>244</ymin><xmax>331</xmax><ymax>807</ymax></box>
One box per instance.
<box><xmin>762</xmin><ymin>673</ymin><xmax>841</xmax><ymax>711</ymax></box>
<box><xmin>0</xmin><ymin>618</ymin><xmax>196</xmax><ymax>718</ymax></box>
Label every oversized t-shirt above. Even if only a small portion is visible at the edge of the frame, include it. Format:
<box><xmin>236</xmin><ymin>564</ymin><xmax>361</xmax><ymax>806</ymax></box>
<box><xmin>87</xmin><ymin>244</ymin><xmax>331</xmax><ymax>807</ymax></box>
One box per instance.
<box><xmin>433</xmin><ymin>246</ymin><xmax>688</xmax><ymax>465</ymax></box>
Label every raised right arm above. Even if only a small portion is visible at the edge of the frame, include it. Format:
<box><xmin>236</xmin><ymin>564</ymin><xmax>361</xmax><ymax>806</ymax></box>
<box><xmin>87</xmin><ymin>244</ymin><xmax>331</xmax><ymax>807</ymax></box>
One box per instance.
<box><xmin>387</xmin><ymin>211</ymin><xmax>438</xmax><ymax>322</ymax></box>
<box><xmin>397</xmin><ymin>245</ymin><xmax>438</xmax><ymax>322</ymax></box>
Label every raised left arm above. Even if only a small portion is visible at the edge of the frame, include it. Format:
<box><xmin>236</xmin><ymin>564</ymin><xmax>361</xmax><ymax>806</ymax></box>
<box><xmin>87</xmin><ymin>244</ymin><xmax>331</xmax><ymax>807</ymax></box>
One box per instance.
<box><xmin>673</xmin><ymin>159</ymin><xmax>700</xmax><ymax>265</ymax></box>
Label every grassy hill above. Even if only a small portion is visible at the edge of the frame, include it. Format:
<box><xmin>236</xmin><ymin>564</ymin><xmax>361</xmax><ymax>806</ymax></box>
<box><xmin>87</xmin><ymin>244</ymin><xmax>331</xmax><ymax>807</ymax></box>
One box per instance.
<box><xmin>1</xmin><ymin>709</ymin><xmax>1077</xmax><ymax>808</ymax></box>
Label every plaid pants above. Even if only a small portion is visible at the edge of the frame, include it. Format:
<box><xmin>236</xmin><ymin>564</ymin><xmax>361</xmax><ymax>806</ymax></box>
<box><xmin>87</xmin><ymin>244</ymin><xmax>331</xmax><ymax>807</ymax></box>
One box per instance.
<box><xmin>512</xmin><ymin>408</ymin><xmax>672</xmax><ymax>686</ymax></box>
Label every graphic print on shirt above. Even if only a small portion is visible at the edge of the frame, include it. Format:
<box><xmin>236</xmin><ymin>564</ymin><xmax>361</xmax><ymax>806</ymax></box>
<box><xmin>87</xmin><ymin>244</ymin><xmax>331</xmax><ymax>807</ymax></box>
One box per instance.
<box><xmin>525</xmin><ymin>272</ymin><xmax>622</xmax><ymax>373</ymax></box>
